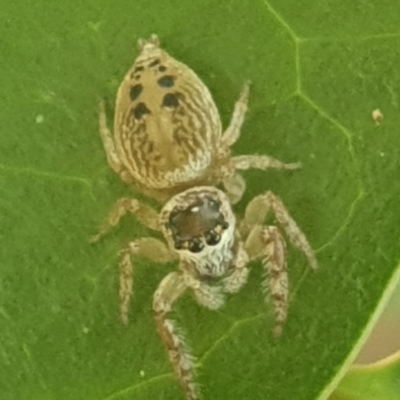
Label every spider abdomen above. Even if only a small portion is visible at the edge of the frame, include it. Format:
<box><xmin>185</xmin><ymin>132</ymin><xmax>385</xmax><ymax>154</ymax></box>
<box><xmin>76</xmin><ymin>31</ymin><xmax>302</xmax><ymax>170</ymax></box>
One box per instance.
<box><xmin>114</xmin><ymin>37</ymin><xmax>222</xmax><ymax>190</ymax></box>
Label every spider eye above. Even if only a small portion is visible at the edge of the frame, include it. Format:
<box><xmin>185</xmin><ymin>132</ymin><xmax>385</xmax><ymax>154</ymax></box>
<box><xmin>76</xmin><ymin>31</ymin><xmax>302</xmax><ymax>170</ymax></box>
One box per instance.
<box><xmin>174</xmin><ymin>240</ymin><xmax>183</xmax><ymax>250</ymax></box>
<box><xmin>220</xmin><ymin>221</ymin><xmax>229</xmax><ymax>230</ymax></box>
<box><xmin>188</xmin><ymin>238</ymin><xmax>204</xmax><ymax>253</ymax></box>
<box><xmin>204</xmin><ymin>230</ymin><xmax>221</xmax><ymax>246</ymax></box>
<box><xmin>207</xmin><ymin>198</ymin><xmax>220</xmax><ymax>211</ymax></box>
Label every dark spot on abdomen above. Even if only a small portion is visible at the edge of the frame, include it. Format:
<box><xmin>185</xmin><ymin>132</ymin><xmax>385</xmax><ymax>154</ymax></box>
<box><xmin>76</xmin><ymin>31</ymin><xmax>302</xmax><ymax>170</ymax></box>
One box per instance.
<box><xmin>162</xmin><ymin>93</ymin><xmax>179</xmax><ymax>108</ymax></box>
<box><xmin>158</xmin><ymin>65</ymin><xmax>167</xmax><ymax>72</ymax></box>
<box><xmin>157</xmin><ymin>75</ymin><xmax>175</xmax><ymax>88</ymax></box>
<box><xmin>130</xmin><ymin>84</ymin><xmax>143</xmax><ymax>101</ymax></box>
<box><xmin>130</xmin><ymin>66</ymin><xmax>144</xmax><ymax>79</ymax></box>
<box><xmin>149</xmin><ymin>59</ymin><xmax>161</xmax><ymax>67</ymax></box>
<box><xmin>132</xmin><ymin>102</ymin><xmax>151</xmax><ymax>119</ymax></box>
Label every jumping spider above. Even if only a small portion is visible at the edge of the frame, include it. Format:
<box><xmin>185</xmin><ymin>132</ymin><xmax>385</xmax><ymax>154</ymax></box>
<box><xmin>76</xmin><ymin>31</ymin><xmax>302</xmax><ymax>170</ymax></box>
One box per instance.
<box><xmin>92</xmin><ymin>35</ymin><xmax>317</xmax><ymax>400</ymax></box>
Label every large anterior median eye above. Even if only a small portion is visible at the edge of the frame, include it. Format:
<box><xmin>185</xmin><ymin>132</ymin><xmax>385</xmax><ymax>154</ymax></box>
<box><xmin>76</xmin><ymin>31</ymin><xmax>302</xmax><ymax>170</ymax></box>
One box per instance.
<box><xmin>168</xmin><ymin>196</ymin><xmax>229</xmax><ymax>253</ymax></box>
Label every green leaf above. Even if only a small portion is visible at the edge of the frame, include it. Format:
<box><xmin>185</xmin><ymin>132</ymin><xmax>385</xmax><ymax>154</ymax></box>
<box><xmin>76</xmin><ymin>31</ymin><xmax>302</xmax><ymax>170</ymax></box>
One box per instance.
<box><xmin>329</xmin><ymin>352</ymin><xmax>400</xmax><ymax>400</ymax></box>
<box><xmin>1</xmin><ymin>1</ymin><xmax>400</xmax><ymax>400</ymax></box>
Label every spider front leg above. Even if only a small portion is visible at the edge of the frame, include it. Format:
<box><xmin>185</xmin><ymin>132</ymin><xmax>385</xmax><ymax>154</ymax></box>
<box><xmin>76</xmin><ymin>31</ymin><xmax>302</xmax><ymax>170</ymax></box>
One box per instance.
<box><xmin>243</xmin><ymin>191</ymin><xmax>318</xmax><ymax>335</ymax></box>
<box><xmin>243</xmin><ymin>191</ymin><xmax>318</xmax><ymax>270</ymax></box>
<box><xmin>118</xmin><ymin>238</ymin><xmax>176</xmax><ymax>324</ymax></box>
<box><xmin>222</xmin><ymin>241</ymin><xmax>250</xmax><ymax>293</ymax></box>
<box><xmin>245</xmin><ymin>225</ymin><xmax>288</xmax><ymax>337</ymax></box>
<box><xmin>153</xmin><ymin>266</ymin><xmax>227</xmax><ymax>400</ymax></box>
<box><xmin>90</xmin><ymin>197</ymin><xmax>159</xmax><ymax>243</ymax></box>
<box><xmin>153</xmin><ymin>271</ymin><xmax>199</xmax><ymax>400</ymax></box>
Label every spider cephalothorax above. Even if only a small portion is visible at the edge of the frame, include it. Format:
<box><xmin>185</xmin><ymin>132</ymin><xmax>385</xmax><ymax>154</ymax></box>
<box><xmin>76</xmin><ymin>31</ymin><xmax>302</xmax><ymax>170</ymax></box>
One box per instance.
<box><xmin>161</xmin><ymin>187</ymin><xmax>236</xmax><ymax>279</ymax></box>
<box><xmin>92</xmin><ymin>35</ymin><xmax>318</xmax><ymax>400</ymax></box>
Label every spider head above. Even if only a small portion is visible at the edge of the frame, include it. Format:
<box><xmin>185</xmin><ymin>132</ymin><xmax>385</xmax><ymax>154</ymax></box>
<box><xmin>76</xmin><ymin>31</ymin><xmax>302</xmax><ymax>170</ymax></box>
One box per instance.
<box><xmin>160</xmin><ymin>187</ymin><xmax>235</xmax><ymax>257</ymax></box>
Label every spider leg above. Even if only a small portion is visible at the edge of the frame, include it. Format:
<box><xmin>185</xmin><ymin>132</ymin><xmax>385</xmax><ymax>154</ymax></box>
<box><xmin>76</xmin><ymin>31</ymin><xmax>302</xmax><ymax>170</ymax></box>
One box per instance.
<box><xmin>221</xmin><ymin>83</ymin><xmax>250</xmax><ymax>147</ymax></box>
<box><xmin>118</xmin><ymin>238</ymin><xmax>176</xmax><ymax>325</ymax></box>
<box><xmin>245</xmin><ymin>225</ymin><xmax>288</xmax><ymax>337</ymax></box>
<box><xmin>243</xmin><ymin>191</ymin><xmax>318</xmax><ymax>270</ymax></box>
<box><xmin>153</xmin><ymin>271</ymin><xmax>199</xmax><ymax>400</ymax></box>
<box><xmin>98</xmin><ymin>100</ymin><xmax>137</xmax><ymax>186</ymax></box>
<box><xmin>90</xmin><ymin>197</ymin><xmax>159</xmax><ymax>243</ymax></box>
<box><xmin>242</xmin><ymin>191</ymin><xmax>317</xmax><ymax>335</ymax></box>
<box><xmin>98</xmin><ymin>100</ymin><xmax>122</xmax><ymax>174</ymax></box>
<box><xmin>222</xmin><ymin>156</ymin><xmax>299</xmax><ymax>205</ymax></box>
<box><xmin>231</xmin><ymin>154</ymin><xmax>301</xmax><ymax>172</ymax></box>
<box><xmin>183</xmin><ymin>271</ymin><xmax>225</xmax><ymax>310</ymax></box>
<box><xmin>221</xmin><ymin>156</ymin><xmax>301</xmax><ymax>204</ymax></box>
<box><xmin>221</xmin><ymin>173</ymin><xmax>246</xmax><ymax>205</ymax></box>
<box><xmin>222</xmin><ymin>242</ymin><xmax>250</xmax><ymax>293</ymax></box>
